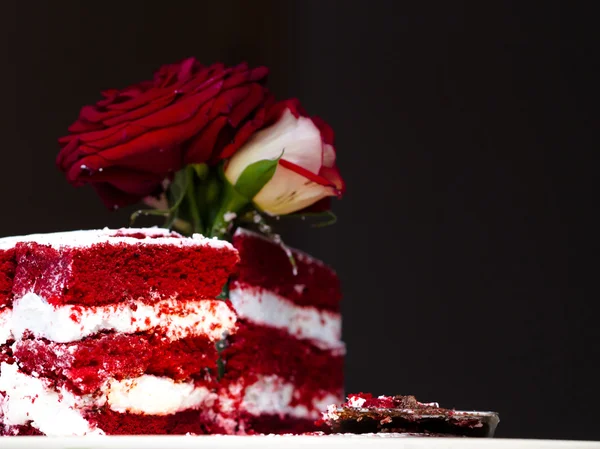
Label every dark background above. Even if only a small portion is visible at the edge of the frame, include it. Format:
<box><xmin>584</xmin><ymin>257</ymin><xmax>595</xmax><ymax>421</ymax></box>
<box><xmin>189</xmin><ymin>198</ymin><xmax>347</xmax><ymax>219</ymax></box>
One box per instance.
<box><xmin>1</xmin><ymin>1</ymin><xmax>597</xmax><ymax>441</ymax></box>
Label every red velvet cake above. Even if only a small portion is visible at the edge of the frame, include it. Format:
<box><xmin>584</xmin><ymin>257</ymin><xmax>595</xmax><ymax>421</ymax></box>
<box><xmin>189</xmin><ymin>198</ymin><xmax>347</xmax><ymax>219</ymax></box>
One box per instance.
<box><xmin>218</xmin><ymin>228</ymin><xmax>344</xmax><ymax>434</ymax></box>
<box><xmin>0</xmin><ymin>227</ymin><xmax>343</xmax><ymax>436</ymax></box>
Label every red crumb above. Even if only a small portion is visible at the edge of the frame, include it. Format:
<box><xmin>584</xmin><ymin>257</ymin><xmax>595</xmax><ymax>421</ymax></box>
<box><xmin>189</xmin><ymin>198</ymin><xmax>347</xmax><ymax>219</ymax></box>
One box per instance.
<box><xmin>232</xmin><ymin>232</ymin><xmax>341</xmax><ymax>313</ymax></box>
<box><xmin>0</xmin><ymin>341</ymin><xmax>15</xmax><ymax>365</ymax></box>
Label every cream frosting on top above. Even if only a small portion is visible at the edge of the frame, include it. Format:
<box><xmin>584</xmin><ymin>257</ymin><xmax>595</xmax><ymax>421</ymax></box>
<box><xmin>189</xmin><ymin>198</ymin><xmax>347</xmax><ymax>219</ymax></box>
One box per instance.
<box><xmin>0</xmin><ymin>227</ymin><xmax>233</xmax><ymax>250</ymax></box>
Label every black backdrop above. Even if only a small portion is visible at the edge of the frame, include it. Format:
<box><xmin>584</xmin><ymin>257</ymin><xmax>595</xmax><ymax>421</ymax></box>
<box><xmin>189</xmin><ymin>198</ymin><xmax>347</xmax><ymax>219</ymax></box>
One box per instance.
<box><xmin>1</xmin><ymin>1</ymin><xmax>597</xmax><ymax>441</ymax></box>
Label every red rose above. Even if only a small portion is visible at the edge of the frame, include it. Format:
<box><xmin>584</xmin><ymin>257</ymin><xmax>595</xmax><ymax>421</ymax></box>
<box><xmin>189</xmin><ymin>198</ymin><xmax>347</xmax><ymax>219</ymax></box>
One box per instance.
<box><xmin>57</xmin><ymin>58</ymin><xmax>273</xmax><ymax>209</ymax></box>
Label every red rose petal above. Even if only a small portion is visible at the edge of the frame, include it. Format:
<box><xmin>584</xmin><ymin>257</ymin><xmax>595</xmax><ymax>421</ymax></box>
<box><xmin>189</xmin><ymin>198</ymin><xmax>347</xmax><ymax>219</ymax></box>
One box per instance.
<box><xmin>134</xmin><ymin>81</ymin><xmax>223</xmax><ymax>128</ymax></box>
<box><xmin>77</xmin><ymin>167</ymin><xmax>164</xmax><ymax>195</ymax></box>
<box><xmin>227</xmin><ymin>84</ymin><xmax>267</xmax><ymax>127</ymax></box>
<box><xmin>312</xmin><ymin>116</ymin><xmax>335</xmax><ymax>146</ymax></box>
<box><xmin>56</xmin><ymin>137</ymin><xmax>80</xmax><ymax>170</ymax></box>
<box><xmin>177</xmin><ymin>63</ymin><xmax>227</xmax><ymax>95</ymax></box>
<box><xmin>183</xmin><ymin>116</ymin><xmax>228</xmax><ymax>165</ymax></box>
<box><xmin>67</xmin><ymin>122</ymin><xmax>132</xmax><ymax>150</ymax></box>
<box><xmin>319</xmin><ymin>165</ymin><xmax>345</xmax><ymax>194</ymax></box>
<box><xmin>74</xmin><ymin>102</ymin><xmax>216</xmax><ymax>170</ymax></box>
<box><xmin>92</xmin><ymin>183</ymin><xmax>154</xmax><ymax>210</ymax></box>
<box><xmin>103</xmin><ymin>94</ymin><xmax>175</xmax><ymax>127</ymax></box>
<box><xmin>67</xmin><ymin>119</ymin><xmax>105</xmax><ymax>134</ymax></box>
<box><xmin>175</xmin><ymin>57</ymin><xmax>197</xmax><ymax>83</ymax></box>
<box><xmin>78</xmin><ymin>104</ymin><xmax>124</xmax><ymax>124</ymax></box>
<box><xmin>279</xmin><ymin>159</ymin><xmax>338</xmax><ymax>189</ymax></box>
<box><xmin>57</xmin><ymin>58</ymin><xmax>273</xmax><ymax>209</ymax></box>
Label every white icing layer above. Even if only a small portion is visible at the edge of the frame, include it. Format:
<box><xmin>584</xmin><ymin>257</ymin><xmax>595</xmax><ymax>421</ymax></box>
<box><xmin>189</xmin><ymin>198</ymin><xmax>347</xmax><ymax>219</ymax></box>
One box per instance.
<box><xmin>0</xmin><ymin>364</ymin><xmax>219</xmax><ymax>433</ymax></box>
<box><xmin>348</xmin><ymin>396</ymin><xmax>367</xmax><ymax>407</ymax></box>
<box><xmin>107</xmin><ymin>375</ymin><xmax>216</xmax><ymax>415</ymax></box>
<box><xmin>0</xmin><ymin>227</ymin><xmax>233</xmax><ymax>250</ymax></box>
<box><xmin>7</xmin><ymin>292</ymin><xmax>236</xmax><ymax>343</ymax></box>
<box><xmin>0</xmin><ymin>308</ymin><xmax>11</xmax><ymax>345</ymax></box>
<box><xmin>0</xmin><ymin>366</ymin><xmax>341</xmax><ymax>435</ymax></box>
<box><xmin>238</xmin><ymin>375</ymin><xmax>341</xmax><ymax>419</ymax></box>
<box><xmin>229</xmin><ymin>285</ymin><xmax>343</xmax><ymax>351</ymax></box>
<box><xmin>0</xmin><ymin>362</ymin><xmax>103</xmax><ymax>436</ymax></box>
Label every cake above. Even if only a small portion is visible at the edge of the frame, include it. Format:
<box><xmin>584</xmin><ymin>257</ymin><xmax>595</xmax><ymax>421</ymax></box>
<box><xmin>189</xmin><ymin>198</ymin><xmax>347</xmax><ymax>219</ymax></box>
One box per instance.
<box><xmin>0</xmin><ymin>227</ymin><xmax>343</xmax><ymax>436</ymax></box>
<box><xmin>219</xmin><ymin>228</ymin><xmax>344</xmax><ymax>434</ymax></box>
<box><xmin>321</xmin><ymin>393</ymin><xmax>500</xmax><ymax>437</ymax></box>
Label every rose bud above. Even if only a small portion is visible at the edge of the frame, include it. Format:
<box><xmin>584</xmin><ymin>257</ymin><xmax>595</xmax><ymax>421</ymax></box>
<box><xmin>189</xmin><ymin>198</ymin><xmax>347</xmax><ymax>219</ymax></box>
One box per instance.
<box><xmin>224</xmin><ymin>99</ymin><xmax>344</xmax><ymax>215</ymax></box>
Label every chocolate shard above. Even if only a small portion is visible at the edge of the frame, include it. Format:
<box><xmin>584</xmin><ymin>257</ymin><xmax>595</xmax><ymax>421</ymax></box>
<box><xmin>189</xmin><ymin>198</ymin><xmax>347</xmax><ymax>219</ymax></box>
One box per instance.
<box><xmin>322</xmin><ymin>394</ymin><xmax>499</xmax><ymax>437</ymax></box>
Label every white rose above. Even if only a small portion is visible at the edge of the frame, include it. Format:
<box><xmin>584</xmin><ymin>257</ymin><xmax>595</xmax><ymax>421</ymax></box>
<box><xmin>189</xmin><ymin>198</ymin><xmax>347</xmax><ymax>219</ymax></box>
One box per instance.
<box><xmin>225</xmin><ymin>100</ymin><xmax>344</xmax><ymax>215</ymax></box>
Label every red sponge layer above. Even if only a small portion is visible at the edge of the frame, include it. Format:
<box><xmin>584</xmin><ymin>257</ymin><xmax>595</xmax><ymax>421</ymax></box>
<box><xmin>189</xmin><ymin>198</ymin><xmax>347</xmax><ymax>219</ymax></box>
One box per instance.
<box><xmin>232</xmin><ymin>230</ymin><xmax>341</xmax><ymax>313</ymax></box>
<box><xmin>0</xmin><ymin>412</ymin><xmax>320</xmax><ymax>436</ymax></box>
<box><xmin>222</xmin><ymin>321</ymin><xmax>344</xmax><ymax>403</ymax></box>
<box><xmin>12</xmin><ymin>241</ymin><xmax>239</xmax><ymax>306</ymax></box>
<box><xmin>238</xmin><ymin>413</ymin><xmax>322</xmax><ymax>435</ymax></box>
<box><xmin>14</xmin><ymin>333</ymin><xmax>219</xmax><ymax>395</ymax></box>
<box><xmin>85</xmin><ymin>408</ymin><xmax>225</xmax><ymax>435</ymax></box>
<box><xmin>0</xmin><ymin>423</ymin><xmax>45</xmax><ymax>436</ymax></box>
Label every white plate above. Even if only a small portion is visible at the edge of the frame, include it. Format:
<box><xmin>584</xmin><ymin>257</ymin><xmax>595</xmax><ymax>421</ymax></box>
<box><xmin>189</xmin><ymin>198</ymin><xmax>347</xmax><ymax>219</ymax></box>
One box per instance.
<box><xmin>0</xmin><ymin>436</ymin><xmax>599</xmax><ymax>449</ymax></box>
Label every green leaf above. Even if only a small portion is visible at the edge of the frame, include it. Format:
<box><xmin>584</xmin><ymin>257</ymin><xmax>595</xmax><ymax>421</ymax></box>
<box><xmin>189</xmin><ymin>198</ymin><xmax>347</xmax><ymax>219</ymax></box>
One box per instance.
<box><xmin>209</xmin><ymin>180</ymin><xmax>252</xmax><ymax>238</ymax></box>
<box><xmin>184</xmin><ymin>166</ymin><xmax>203</xmax><ymax>234</ymax></box>
<box><xmin>216</xmin><ymin>281</ymin><xmax>229</xmax><ymax>300</ymax></box>
<box><xmin>310</xmin><ymin>210</ymin><xmax>338</xmax><ymax>228</ymax></box>
<box><xmin>203</xmin><ymin>172</ymin><xmax>222</xmax><ymax>226</ymax></box>
<box><xmin>215</xmin><ymin>335</ymin><xmax>228</xmax><ymax>380</ymax></box>
<box><xmin>191</xmin><ymin>163</ymin><xmax>209</xmax><ymax>180</ymax></box>
<box><xmin>204</xmin><ymin>174</ymin><xmax>221</xmax><ymax>206</ymax></box>
<box><xmin>130</xmin><ymin>208</ymin><xmax>170</xmax><ymax>227</ymax></box>
<box><xmin>167</xmin><ymin>169</ymin><xmax>189</xmax><ymax>210</ymax></box>
<box><xmin>285</xmin><ymin>210</ymin><xmax>338</xmax><ymax>228</ymax></box>
<box><xmin>170</xmin><ymin>218</ymin><xmax>192</xmax><ymax>235</ymax></box>
<box><xmin>234</xmin><ymin>152</ymin><xmax>282</xmax><ymax>200</ymax></box>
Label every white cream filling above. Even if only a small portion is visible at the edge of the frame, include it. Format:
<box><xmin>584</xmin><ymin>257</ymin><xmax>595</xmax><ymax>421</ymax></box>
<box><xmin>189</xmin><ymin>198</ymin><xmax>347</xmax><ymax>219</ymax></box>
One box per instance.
<box><xmin>229</xmin><ymin>285</ymin><xmax>343</xmax><ymax>351</ymax></box>
<box><xmin>0</xmin><ymin>308</ymin><xmax>11</xmax><ymax>345</ymax></box>
<box><xmin>236</xmin><ymin>375</ymin><xmax>341</xmax><ymax>419</ymax></box>
<box><xmin>0</xmin><ymin>363</ymin><xmax>219</xmax><ymax>434</ymax></box>
<box><xmin>6</xmin><ymin>292</ymin><xmax>236</xmax><ymax>343</ymax></box>
<box><xmin>1</xmin><ymin>366</ymin><xmax>340</xmax><ymax>434</ymax></box>
<box><xmin>0</xmin><ymin>362</ymin><xmax>103</xmax><ymax>436</ymax></box>
<box><xmin>106</xmin><ymin>375</ymin><xmax>216</xmax><ymax>415</ymax></box>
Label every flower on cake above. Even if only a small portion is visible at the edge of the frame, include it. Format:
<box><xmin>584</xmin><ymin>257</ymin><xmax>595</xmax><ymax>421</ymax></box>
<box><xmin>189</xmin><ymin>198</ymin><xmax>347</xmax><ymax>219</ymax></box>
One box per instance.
<box><xmin>224</xmin><ymin>99</ymin><xmax>344</xmax><ymax>216</ymax></box>
<box><xmin>57</xmin><ymin>59</ymin><xmax>272</xmax><ymax>210</ymax></box>
<box><xmin>57</xmin><ymin>58</ymin><xmax>344</xmax><ymax>239</ymax></box>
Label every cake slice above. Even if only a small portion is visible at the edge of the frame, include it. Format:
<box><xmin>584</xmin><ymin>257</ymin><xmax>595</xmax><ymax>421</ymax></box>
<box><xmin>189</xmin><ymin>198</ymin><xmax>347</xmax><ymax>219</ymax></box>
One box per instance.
<box><xmin>1</xmin><ymin>227</ymin><xmax>345</xmax><ymax>436</ymax></box>
<box><xmin>322</xmin><ymin>393</ymin><xmax>500</xmax><ymax>437</ymax></box>
<box><xmin>218</xmin><ymin>228</ymin><xmax>344</xmax><ymax>434</ymax></box>
<box><xmin>0</xmin><ymin>228</ymin><xmax>239</xmax><ymax>436</ymax></box>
